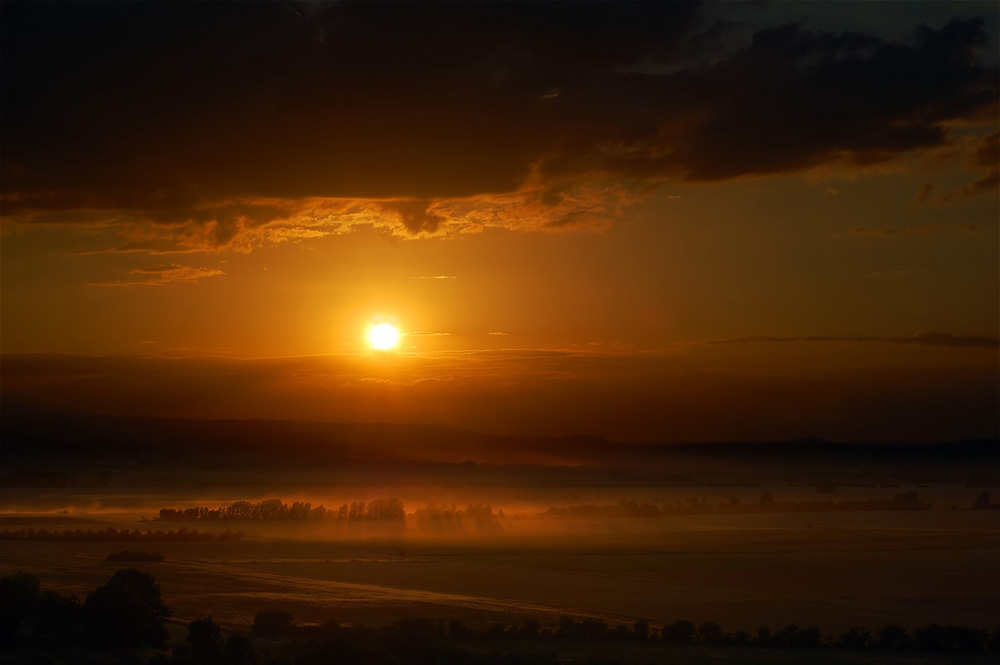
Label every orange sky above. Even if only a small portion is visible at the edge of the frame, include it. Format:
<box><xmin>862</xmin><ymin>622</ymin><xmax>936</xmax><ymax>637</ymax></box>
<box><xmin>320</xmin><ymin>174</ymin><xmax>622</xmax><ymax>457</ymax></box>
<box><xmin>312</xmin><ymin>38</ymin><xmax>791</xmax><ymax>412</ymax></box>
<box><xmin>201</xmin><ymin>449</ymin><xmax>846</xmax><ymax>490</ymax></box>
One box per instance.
<box><xmin>1</xmin><ymin>2</ymin><xmax>997</xmax><ymax>441</ymax></box>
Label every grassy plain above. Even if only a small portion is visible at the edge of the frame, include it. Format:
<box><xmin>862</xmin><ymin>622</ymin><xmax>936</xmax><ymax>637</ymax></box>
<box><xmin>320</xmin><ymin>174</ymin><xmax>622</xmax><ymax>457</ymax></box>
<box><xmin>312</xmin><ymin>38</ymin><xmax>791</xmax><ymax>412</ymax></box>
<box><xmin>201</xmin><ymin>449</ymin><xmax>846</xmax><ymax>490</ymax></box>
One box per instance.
<box><xmin>2</xmin><ymin>496</ymin><xmax>997</xmax><ymax>640</ymax></box>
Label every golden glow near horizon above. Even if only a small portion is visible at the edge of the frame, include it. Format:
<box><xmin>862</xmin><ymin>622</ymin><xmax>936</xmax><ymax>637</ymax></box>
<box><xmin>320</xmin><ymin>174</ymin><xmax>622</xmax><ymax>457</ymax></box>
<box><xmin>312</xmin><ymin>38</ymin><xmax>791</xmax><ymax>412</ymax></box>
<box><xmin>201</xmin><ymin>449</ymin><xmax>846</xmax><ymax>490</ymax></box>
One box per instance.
<box><xmin>370</xmin><ymin>323</ymin><xmax>400</xmax><ymax>350</ymax></box>
<box><xmin>0</xmin><ymin>2</ymin><xmax>997</xmax><ymax>445</ymax></box>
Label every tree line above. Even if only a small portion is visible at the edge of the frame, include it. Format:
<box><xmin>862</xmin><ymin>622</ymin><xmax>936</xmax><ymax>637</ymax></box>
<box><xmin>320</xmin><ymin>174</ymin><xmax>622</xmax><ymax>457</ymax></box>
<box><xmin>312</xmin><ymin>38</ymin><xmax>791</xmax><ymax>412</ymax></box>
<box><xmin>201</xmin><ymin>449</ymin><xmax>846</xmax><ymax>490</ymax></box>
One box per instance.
<box><xmin>4</xmin><ymin>571</ymin><xmax>998</xmax><ymax>665</ymax></box>
<box><xmin>152</xmin><ymin>492</ymin><xmax>945</xmax><ymax>527</ymax></box>
<box><xmin>156</xmin><ymin>498</ymin><xmax>405</xmax><ymax>522</ymax></box>
<box><xmin>200</xmin><ymin>609</ymin><xmax>1000</xmax><ymax>662</ymax></box>
<box><xmin>409</xmin><ymin>504</ymin><xmax>504</xmax><ymax>533</ymax></box>
<box><xmin>0</xmin><ymin>527</ymin><xmax>244</xmax><ymax>542</ymax></box>
<box><xmin>545</xmin><ymin>492</ymin><xmax>933</xmax><ymax>518</ymax></box>
<box><xmin>543</xmin><ymin>616</ymin><xmax>997</xmax><ymax>652</ymax></box>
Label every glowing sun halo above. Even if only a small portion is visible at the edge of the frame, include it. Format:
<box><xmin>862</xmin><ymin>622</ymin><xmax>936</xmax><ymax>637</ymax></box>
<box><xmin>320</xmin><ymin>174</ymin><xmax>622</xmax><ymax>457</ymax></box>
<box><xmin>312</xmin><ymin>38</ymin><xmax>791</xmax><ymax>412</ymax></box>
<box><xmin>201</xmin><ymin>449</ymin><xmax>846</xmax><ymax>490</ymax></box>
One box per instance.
<box><xmin>370</xmin><ymin>323</ymin><xmax>399</xmax><ymax>350</ymax></box>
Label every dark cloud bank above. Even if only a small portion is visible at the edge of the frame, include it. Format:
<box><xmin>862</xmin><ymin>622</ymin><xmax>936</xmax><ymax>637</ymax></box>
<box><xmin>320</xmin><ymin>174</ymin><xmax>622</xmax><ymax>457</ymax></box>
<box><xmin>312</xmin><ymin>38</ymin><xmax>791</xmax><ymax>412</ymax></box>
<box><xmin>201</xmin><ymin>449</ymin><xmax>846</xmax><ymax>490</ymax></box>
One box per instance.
<box><xmin>2</xmin><ymin>1</ymin><xmax>996</xmax><ymax>243</ymax></box>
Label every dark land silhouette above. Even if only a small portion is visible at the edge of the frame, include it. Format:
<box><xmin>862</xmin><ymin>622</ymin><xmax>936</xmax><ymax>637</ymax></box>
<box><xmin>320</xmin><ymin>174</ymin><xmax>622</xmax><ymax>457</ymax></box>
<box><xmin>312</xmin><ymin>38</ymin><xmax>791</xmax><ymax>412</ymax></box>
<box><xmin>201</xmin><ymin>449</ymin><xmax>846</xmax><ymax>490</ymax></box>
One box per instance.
<box><xmin>3</xmin><ymin>571</ymin><xmax>998</xmax><ymax>665</ymax></box>
<box><xmin>2</xmin><ymin>411</ymin><xmax>996</xmax><ymax>489</ymax></box>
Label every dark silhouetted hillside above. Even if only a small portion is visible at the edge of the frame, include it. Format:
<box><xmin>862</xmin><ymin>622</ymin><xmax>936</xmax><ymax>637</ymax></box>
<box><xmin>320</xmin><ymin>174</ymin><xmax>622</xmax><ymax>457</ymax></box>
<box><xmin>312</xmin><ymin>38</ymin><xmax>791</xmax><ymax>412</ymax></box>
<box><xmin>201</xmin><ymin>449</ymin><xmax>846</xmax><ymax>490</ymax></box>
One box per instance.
<box><xmin>1</xmin><ymin>408</ymin><xmax>996</xmax><ymax>481</ymax></box>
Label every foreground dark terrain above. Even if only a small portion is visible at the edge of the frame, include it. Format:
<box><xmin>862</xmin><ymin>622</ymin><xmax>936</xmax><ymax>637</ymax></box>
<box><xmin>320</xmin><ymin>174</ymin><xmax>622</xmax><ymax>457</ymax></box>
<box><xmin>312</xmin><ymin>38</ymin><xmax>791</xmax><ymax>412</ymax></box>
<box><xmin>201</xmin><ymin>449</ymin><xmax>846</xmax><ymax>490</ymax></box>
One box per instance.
<box><xmin>2</xmin><ymin>414</ymin><xmax>998</xmax><ymax>664</ymax></box>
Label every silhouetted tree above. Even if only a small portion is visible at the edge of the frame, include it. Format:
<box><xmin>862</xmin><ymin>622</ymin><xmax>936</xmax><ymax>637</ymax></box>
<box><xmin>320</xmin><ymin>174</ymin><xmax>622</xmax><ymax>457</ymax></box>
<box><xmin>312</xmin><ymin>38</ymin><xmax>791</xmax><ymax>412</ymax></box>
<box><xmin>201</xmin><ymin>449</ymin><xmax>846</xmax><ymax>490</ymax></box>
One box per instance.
<box><xmin>251</xmin><ymin>609</ymin><xmax>293</xmax><ymax>638</ymax></box>
<box><xmin>555</xmin><ymin>616</ymin><xmax>583</xmax><ymax>640</ymax></box>
<box><xmin>289</xmin><ymin>502</ymin><xmax>311</xmax><ymax>519</ymax></box>
<box><xmin>971</xmin><ymin>492</ymin><xmax>999</xmax><ymax>510</ymax></box>
<box><xmin>606</xmin><ymin>624</ymin><xmax>631</xmax><ymax>640</ymax></box>
<box><xmin>789</xmin><ymin>625</ymin><xmax>822</xmax><ymax>648</ymax></box>
<box><xmin>837</xmin><ymin>626</ymin><xmax>871</xmax><ymax>649</ymax></box>
<box><xmin>520</xmin><ymin>619</ymin><xmax>540</xmax><ymax>639</ymax></box>
<box><xmin>227</xmin><ymin>501</ymin><xmax>255</xmax><ymax>520</ymax></box>
<box><xmin>913</xmin><ymin>624</ymin><xmax>945</xmax><ymax>651</ymax></box>
<box><xmin>663</xmin><ymin>620</ymin><xmax>696</xmax><ymax>644</ymax></box>
<box><xmin>257</xmin><ymin>499</ymin><xmax>286</xmax><ymax>520</ymax></box>
<box><xmin>0</xmin><ymin>571</ymin><xmax>40</xmax><ymax>645</ymax></box>
<box><xmin>447</xmin><ymin>619</ymin><xmax>468</xmax><ymax>639</ymax></box>
<box><xmin>223</xmin><ymin>633</ymin><xmax>255</xmax><ymax>665</ymax></box>
<box><xmin>484</xmin><ymin>621</ymin><xmax>505</xmax><ymax>639</ymax></box>
<box><xmin>947</xmin><ymin>625</ymin><xmax>987</xmax><ymax>652</ymax></box>
<box><xmin>365</xmin><ymin>498</ymin><xmax>406</xmax><ymax>521</ymax></box>
<box><xmin>84</xmin><ymin>569</ymin><xmax>170</xmax><ymax>648</ymax></box>
<box><xmin>188</xmin><ymin>616</ymin><xmax>222</xmax><ymax>664</ymax></box>
<box><xmin>632</xmin><ymin>619</ymin><xmax>649</xmax><ymax>641</ymax></box>
<box><xmin>397</xmin><ymin>616</ymin><xmax>445</xmax><ymax>640</ymax></box>
<box><xmin>986</xmin><ymin>627</ymin><xmax>1000</xmax><ymax>652</ymax></box>
<box><xmin>172</xmin><ymin>642</ymin><xmax>195</xmax><ymax>665</ymax></box>
<box><xmin>697</xmin><ymin>621</ymin><xmax>725</xmax><ymax>644</ymax></box>
<box><xmin>771</xmin><ymin>624</ymin><xmax>798</xmax><ymax>647</ymax></box>
<box><xmin>31</xmin><ymin>590</ymin><xmax>82</xmax><ymax>641</ymax></box>
<box><xmin>876</xmin><ymin>624</ymin><xmax>911</xmax><ymax>650</ymax></box>
<box><xmin>913</xmin><ymin>624</ymin><xmax>988</xmax><ymax>652</ymax></box>
<box><xmin>580</xmin><ymin>618</ymin><xmax>607</xmax><ymax>640</ymax></box>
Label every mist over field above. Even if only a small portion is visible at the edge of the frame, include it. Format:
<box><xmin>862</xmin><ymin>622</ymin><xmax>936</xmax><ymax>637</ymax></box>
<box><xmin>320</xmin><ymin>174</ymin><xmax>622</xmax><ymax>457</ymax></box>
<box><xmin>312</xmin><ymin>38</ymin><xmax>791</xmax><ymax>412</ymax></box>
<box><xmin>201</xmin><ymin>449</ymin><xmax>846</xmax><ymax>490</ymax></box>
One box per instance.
<box><xmin>3</xmin><ymin>409</ymin><xmax>999</xmax><ymax>639</ymax></box>
<box><xmin>2</xmin><ymin>405</ymin><xmax>999</xmax><ymax>664</ymax></box>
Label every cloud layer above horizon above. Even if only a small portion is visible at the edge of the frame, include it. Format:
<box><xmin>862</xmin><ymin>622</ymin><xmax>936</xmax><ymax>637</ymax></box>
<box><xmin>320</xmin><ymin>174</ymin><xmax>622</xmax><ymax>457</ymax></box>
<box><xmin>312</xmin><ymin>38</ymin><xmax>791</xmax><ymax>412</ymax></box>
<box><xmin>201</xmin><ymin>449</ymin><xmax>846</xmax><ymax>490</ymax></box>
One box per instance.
<box><xmin>2</xmin><ymin>1</ymin><xmax>997</xmax><ymax>251</ymax></box>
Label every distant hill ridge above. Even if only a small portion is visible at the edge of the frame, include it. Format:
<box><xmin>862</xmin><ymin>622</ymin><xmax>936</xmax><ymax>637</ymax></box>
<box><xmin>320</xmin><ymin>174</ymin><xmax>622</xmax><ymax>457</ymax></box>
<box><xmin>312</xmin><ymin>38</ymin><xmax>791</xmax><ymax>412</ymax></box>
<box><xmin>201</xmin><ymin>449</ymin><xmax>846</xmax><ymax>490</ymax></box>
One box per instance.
<box><xmin>1</xmin><ymin>410</ymin><xmax>996</xmax><ymax>471</ymax></box>
<box><xmin>0</xmin><ymin>411</ymin><xmax>609</xmax><ymax>466</ymax></box>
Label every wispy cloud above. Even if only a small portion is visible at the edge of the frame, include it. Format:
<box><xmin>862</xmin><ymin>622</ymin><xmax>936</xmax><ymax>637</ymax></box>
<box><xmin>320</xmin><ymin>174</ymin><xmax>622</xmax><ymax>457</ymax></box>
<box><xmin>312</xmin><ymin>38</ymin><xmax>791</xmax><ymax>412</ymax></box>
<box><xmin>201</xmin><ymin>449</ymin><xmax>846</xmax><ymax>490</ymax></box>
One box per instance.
<box><xmin>912</xmin><ymin>131</ymin><xmax>998</xmax><ymax>206</ymax></box>
<box><xmin>413</xmin><ymin>275</ymin><xmax>457</xmax><ymax>280</ymax></box>
<box><xmin>912</xmin><ymin>182</ymin><xmax>935</xmax><ymax>205</ymax></box>
<box><xmin>865</xmin><ymin>270</ymin><xmax>921</xmax><ymax>280</ymax></box>
<box><xmin>941</xmin><ymin>168</ymin><xmax>1000</xmax><ymax>202</ymax></box>
<box><xmin>842</xmin><ymin>224</ymin><xmax>979</xmax><ymax>238</ymax></box>
<box><xmin>88</xmin><ymin>264</ymin><xmax>224</xmax><ymax>287</ymax></box>
<box><xmin>710</xmin><ymin>331</ymin><xmax>998</xmax><ymax>348</ymax></box>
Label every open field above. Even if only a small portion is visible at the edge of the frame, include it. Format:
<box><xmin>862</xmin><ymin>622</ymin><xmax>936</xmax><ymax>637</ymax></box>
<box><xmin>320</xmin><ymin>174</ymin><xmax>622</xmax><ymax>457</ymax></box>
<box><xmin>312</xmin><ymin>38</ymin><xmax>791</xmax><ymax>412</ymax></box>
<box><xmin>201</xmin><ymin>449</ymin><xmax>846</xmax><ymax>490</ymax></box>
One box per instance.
<box><xmin>2</xmin><ymin>505</ymin><xmax>998</xmax><ymax>637</ymax></box>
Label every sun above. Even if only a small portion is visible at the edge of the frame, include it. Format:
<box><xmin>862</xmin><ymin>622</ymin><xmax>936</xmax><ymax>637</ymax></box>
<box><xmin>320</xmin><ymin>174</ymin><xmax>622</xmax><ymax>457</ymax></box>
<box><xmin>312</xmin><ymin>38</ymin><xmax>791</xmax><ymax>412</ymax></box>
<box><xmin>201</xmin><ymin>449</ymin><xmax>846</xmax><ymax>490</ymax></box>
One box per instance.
<box><xmin>369</xmin><ymin>323</ymin><xmax>399</xmax><ymax>350</ymax></box>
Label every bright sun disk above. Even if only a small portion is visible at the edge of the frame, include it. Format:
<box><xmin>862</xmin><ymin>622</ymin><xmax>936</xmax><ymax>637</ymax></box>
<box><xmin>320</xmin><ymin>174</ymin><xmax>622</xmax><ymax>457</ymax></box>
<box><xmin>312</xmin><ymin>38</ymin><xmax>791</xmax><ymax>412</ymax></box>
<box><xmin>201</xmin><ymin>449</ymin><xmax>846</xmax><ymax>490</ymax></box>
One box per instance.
<box><xmin>370</xmin><ymin>323</ymin><xmax>399</xmax><ymax>350</ymax></box>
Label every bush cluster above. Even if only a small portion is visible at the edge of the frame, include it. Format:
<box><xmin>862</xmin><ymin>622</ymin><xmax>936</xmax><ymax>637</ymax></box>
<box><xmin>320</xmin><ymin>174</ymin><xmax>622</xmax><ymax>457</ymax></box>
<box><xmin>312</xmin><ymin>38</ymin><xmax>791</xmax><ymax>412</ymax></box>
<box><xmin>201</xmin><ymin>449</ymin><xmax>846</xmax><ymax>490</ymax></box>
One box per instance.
<box><xmin>1</xmin><ymin>569</ymin><xmax>170</xmax><ymax>653</ymax></box>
